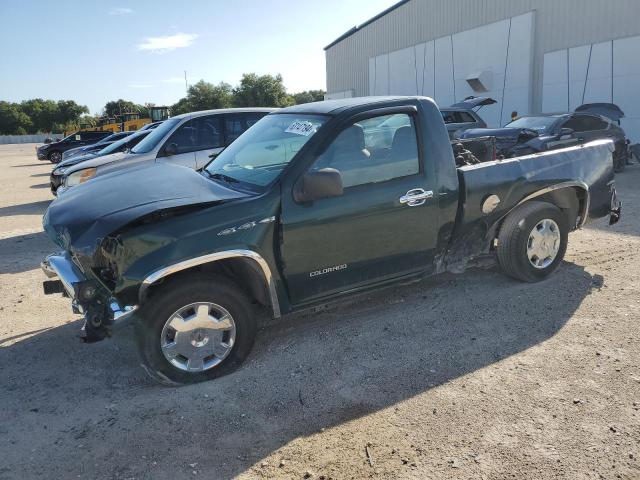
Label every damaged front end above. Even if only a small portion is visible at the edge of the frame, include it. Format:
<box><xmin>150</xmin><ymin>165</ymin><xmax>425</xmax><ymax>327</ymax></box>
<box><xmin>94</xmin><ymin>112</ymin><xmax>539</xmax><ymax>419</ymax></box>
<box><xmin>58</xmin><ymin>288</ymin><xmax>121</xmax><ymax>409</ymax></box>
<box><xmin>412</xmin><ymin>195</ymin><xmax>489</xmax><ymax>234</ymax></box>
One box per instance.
<box><xmin>41</xmin><ymin>252</ymin><xmax>137</xmax><ymax>342</ymax></box>
<box><xmin>39</xmin><ymin>162</ymin><xmax>253</xmax><ymax>342</ymax></box>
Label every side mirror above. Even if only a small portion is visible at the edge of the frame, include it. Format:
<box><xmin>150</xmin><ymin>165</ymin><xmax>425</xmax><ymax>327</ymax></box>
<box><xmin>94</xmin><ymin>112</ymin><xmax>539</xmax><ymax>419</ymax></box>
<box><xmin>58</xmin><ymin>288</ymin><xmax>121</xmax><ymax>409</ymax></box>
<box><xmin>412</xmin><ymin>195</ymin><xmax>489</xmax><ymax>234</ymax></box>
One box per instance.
<box><xmin>294</xmin><ymin>168</ymin><xmax>343</xmax><ymax>203</ymax></box>
<box><xmin>164</xmin><ymin>142</ymin><xmax>178</xmax><ymax>156</ymax></box>
<box><xmin>558</xmin><ymin>127</ymin><xmax>574</xmax><ymax>139</ymax></box>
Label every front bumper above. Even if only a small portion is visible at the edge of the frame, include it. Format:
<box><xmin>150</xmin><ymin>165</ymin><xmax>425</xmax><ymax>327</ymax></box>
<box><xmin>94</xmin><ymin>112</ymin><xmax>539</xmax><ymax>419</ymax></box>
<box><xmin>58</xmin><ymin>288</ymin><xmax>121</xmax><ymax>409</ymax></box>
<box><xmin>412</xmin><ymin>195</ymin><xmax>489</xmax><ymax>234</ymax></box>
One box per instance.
<box><xmin>41</xmin><ymin>253</ymin><xmax>138</xmax><ymax>340</ymax></box>
<box><xmin>50</xmin><ymin>172</ymin><xmax>63</xmax><ymax>195</ymax></box>
<box><xmin>37</xmin><ymin>150</ymin><xmax>48</xmax><ymax>160</ymax></box>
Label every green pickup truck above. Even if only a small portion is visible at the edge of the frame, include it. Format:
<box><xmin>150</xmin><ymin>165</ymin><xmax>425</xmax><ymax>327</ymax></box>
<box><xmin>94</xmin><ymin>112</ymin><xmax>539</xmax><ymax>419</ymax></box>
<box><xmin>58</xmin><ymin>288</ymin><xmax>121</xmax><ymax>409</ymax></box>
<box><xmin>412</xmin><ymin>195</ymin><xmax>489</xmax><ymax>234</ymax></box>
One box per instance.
<box><xmin>41</xmin><ymin>96</ymin><xmax>621</xmax><ymax>384</ymax></box>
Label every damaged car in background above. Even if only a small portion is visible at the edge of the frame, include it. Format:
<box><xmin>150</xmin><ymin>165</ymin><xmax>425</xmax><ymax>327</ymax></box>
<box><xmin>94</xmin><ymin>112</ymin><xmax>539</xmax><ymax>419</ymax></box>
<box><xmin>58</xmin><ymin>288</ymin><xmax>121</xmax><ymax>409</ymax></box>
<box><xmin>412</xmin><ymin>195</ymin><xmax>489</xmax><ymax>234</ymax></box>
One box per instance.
<box><xmin>460</xmin><ymin>103</ymin><xmax>630</xmax><ymax>172</ymax></box>
<box><xmin>441</xmin><ymin>96</ymin><xmax>496</xmax><ymax>139</ymax></box>
<box><xmin>41</xmin><ymin>96</ymin><xmax>621</xmax><ymax>385</ymax></box>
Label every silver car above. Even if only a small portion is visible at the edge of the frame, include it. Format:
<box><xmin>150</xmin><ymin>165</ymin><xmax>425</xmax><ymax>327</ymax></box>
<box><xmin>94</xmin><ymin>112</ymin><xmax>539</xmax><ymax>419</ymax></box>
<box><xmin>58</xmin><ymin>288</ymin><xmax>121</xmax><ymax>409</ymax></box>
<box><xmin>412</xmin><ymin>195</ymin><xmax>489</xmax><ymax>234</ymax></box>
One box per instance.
<box><xmin>59</xmin><ymin>108</ymin><xmax>275</xmax><ymax>193</ymax></box>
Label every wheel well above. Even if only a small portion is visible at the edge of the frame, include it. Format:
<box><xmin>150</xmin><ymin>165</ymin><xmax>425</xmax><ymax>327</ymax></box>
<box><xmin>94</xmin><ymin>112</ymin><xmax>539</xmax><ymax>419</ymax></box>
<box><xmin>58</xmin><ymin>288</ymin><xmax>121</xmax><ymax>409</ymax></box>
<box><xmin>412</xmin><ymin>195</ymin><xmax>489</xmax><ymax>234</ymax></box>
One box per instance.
<box><xmin>490</xmin><ymin>186</ymin><xmax>587</xmax><ymax>248</ymax></box>
<box><xmin>144</xmin><ymin>258</ymin><xmax>271</xmax><ymax>311</ymax></box>
<box><xmin>532</xmin><ymin>187</ymin><xmax>586</xmax><ymax>230</ymax></box>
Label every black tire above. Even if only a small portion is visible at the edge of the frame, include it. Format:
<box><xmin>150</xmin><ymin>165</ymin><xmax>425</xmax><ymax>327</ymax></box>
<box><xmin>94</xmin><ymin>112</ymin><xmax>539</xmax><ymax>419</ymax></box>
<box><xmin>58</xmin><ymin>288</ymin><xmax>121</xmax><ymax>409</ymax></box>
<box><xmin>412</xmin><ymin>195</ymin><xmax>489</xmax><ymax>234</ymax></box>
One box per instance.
<box><xmin>48</xmin><ymin>151</ymin><xmax>62</xmax><ymax>164</ymax></box>
<box><xmin>497</xmin><ymin>201</ymin><xmax>568</xmax><ymax>283</ymax></box>
<box><xmin>135</xmin><ymin>274</ymin><xmax>257</xmax><ymax>385</ymax></box>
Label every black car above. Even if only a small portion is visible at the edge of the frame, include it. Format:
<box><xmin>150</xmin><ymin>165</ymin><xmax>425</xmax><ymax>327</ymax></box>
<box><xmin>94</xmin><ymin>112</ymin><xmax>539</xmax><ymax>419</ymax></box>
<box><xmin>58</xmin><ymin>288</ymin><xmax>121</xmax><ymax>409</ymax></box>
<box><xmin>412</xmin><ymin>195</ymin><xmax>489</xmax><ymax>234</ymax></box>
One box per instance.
<box><xmin>61</xmin><ymin>131</ymin><xmax>134</xmax><ymax>161</ymax></box>
<box><xmin>36</xmin><ymin>131</ymin><xmax>112</xmax><ymax>164</ymax></box>
<box><xmin>460</xmin><ymin>103</ymin><xmax>629</xmax><ymax>172</ymax></box>
<box><xmin>50</xmin><ymin>129</ymin><xmax>152</xmax><ymax>195</ymax></box>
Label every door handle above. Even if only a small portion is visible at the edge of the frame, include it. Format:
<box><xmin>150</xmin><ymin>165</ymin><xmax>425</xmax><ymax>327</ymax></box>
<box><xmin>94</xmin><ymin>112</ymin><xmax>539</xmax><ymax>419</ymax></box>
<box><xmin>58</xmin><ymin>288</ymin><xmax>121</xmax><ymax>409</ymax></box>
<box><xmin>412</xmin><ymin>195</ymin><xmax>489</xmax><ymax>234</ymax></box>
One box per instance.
<box><xmin>399</xmin><ymin>188</ymin><xmax>433</xmax><ymax>207</ymax></box>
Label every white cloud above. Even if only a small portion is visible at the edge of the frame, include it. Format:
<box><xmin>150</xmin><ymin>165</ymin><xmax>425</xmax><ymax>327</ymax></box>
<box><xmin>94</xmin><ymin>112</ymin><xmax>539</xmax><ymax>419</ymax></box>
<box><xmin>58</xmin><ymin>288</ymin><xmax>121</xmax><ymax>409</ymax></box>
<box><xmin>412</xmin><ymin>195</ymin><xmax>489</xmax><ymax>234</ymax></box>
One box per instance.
<box><xmin>137</xmin><ymin>33</ymin><xmax>198</xmax><ymax>53</ymax></box>
<box><xmin>109</xmin><ymin>7</ymin><xmax>132</xmax><ymax>15</ymax></box>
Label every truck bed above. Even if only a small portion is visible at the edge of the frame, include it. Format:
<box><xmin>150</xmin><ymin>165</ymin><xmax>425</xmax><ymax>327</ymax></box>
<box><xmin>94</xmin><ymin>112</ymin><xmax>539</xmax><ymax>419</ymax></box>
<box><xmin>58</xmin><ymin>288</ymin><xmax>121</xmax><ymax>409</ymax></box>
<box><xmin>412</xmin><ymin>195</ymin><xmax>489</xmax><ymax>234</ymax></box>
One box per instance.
<box><xmin>445</xmin><ymin>139</ymin><xmax>616</xmax><ymax>269</ymax></box>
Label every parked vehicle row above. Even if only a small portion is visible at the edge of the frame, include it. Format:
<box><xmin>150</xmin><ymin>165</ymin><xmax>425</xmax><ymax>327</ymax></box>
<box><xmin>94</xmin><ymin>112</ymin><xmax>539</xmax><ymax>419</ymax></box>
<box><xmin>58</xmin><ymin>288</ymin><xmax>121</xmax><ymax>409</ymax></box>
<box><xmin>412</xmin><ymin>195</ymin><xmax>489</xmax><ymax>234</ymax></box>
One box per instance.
<box><xmin>53</xmin><ymin>108</ymin><xmax>274</xmax><ymax>195</ymax></box>
<box><xmin>50</xmin><ymin>129</ymin><xmax>152</xmax><ymax>194</ymax></box>
<box><xmin>37</xmin><ymin>130</ymin><xmax>112</xmax><ymax>163</ymax></box>
<box><xmin>41</xmin><ymin>96</ymin><xmax>621</xmax><ymax>385</ymax></box>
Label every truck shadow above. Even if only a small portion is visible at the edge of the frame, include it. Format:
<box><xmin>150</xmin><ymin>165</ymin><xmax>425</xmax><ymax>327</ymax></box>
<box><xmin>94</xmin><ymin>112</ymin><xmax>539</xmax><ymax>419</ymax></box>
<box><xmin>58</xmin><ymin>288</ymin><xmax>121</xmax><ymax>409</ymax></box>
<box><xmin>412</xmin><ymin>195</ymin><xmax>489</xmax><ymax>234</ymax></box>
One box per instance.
<box><xmin>0</xmin><ymin>262</ymin><xmax>602</xmax><ymax>479</ymax></box>
<box><xmin>0</xmin><ymin>231</ymin><xmax>55</xmax><ymax>274</ymax></box>
<box><xmin>10</xmin><ymin>163</ymin><xmax>49</xmax><ymax>168</ymax></box>
<box><xmin>0</xmin><ymin>200</ymin><xmax>50</xmax><ymax>217</ymax></box>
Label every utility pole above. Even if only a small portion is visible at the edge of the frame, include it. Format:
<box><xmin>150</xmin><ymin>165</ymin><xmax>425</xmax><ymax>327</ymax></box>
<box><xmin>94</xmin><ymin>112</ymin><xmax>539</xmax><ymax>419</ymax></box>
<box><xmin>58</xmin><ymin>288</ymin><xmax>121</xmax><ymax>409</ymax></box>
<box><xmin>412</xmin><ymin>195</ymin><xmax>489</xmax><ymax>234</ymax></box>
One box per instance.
<box><xmin>184</xmin><ymin>71</ymin><xmax>188</xmax><ymax>92</ymax></box>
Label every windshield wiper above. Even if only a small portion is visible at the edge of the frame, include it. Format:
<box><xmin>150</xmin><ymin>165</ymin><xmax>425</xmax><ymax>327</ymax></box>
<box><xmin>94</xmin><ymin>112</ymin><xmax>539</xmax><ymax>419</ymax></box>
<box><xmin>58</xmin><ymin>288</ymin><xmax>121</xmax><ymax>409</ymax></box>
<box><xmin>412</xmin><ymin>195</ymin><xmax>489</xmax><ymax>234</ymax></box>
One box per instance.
<box><xmin>203</xmin><ymin>170</ymin><xmax>239</xmax><ymax>184</ymax></box>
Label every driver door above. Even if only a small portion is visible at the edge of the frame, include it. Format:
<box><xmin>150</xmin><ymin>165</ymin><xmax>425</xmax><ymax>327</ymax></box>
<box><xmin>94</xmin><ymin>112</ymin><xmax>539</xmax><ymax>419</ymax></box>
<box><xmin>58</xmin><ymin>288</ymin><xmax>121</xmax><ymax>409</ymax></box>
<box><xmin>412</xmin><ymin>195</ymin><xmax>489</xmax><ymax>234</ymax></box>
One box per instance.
<box><xmin>280</xmin><ymin>110</ymin><xmax>440</xmax><ymax>306</ymax></box>
<box><xmin>193</xmin><ymin>115</ymin><xmax>225</xmax><ymax>169</ymax></box>
<box><xmin>157</xmin><ymin>118</ymin><xmax>197</xmax><ymax>169</ymax></box>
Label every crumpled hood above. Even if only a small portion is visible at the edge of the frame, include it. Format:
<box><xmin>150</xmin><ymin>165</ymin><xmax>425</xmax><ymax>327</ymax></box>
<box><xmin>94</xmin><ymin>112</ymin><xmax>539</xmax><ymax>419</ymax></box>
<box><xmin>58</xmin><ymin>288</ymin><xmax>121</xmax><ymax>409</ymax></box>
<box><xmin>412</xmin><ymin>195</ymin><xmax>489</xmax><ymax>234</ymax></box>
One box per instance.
<box><xmin>44</xmin><ymin>163</ymin><xmax>249</xmax><ymax>254</ymax></box>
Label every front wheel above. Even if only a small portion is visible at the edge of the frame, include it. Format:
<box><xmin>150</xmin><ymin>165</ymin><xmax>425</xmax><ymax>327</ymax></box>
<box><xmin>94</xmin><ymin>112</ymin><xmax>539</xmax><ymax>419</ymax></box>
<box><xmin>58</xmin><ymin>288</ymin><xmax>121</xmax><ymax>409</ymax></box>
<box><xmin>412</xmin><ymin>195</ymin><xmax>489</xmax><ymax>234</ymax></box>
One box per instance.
<box><xmin>48</xmin><ymin>151</ymin><xmax>62</xmax><ymax>163</ymax></box>
<box><xmin>135</xmin><ymin>274</ymin><xmax>257</xmax><ymax>385</ymax></box>
<box><xmin>497</xmin><ymin>201</ymin><xmax>568</xmax><ymax>282</ymax></box>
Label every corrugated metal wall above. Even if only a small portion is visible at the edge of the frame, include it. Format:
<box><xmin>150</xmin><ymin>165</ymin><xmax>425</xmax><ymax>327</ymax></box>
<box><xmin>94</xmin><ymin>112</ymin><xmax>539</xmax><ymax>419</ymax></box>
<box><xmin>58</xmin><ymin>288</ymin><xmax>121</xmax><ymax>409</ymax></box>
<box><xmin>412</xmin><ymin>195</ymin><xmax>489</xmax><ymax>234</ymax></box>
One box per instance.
<box><xmin>326</xmin><ymin>0</ymin><xmax>640</xmax><ymax>112</ymax></box>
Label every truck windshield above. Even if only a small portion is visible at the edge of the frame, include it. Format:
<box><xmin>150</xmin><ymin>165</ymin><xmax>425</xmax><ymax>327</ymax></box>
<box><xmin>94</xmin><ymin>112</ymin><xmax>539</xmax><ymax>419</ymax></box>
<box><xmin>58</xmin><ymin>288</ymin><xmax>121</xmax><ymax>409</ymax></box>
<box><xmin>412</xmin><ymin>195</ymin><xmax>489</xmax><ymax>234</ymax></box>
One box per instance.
<box><xmin>505</xmin><ymin>116</ymin><xmax>559</xmax><ymax>133</ymax></box>
<box><xmin>205</xmin><ymin>113</ymin><xmax>327</xmax><ymax>189</ymax></box>
<box><xmin>130</xmin><ymin>117</ymin><xmax>181</xmax><ymax>154</ymax></box>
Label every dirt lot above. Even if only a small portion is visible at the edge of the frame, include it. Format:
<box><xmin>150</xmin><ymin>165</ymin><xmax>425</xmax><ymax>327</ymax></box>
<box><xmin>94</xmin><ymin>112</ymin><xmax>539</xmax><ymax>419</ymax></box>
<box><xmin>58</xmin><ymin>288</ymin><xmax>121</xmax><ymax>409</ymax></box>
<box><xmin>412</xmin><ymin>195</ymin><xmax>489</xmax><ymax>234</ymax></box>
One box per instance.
<box><xmin>0</xmin><ymin>143</ymin><xmax>639</xmax><ymax>480</ymax></box>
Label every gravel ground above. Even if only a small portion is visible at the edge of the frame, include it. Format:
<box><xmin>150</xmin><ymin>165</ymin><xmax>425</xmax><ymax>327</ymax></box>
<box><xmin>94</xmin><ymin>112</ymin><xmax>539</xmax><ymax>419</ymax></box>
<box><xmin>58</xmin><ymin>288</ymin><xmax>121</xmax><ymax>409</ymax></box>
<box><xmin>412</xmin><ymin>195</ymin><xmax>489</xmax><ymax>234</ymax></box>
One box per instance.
<box><xmin>0</xmin><ymin>143</ymin><xmax>639</xmax><ymax>480</ymax></box>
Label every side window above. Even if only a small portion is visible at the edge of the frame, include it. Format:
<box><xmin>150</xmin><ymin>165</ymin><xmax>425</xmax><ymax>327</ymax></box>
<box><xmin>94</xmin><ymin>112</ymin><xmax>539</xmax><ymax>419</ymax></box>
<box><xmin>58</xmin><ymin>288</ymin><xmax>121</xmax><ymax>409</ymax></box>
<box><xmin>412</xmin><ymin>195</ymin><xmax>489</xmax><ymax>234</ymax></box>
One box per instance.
<box><xmin>245</xmin><ymin>113</ymin><xmax>264</xmax><ymax>128</ymax></box>
<box><xmin>312</xmin><ymin>113</ymin><xmax>420</xmax><ymax>188</ymax></box>
<box><xmin>564</xmin><ymin>115</ymin><xmax>603</xmax><ymax>132</ymax></box>
<box><xmin>193</xmin><ymin>116</ymin><xmax>223</xmax><ymax>150</ymax></box>
<box><xmin>441</xmin><ymin>111</ymin><xmax>456</xmax><ymax>124</ymax></box>
<box><xmin>594</xmin><ymin>117</ymin><xmax>609</xmax><ymax>130</ymax></box>
<box><xmin>165</xmin><ymin>119</ymin><xmax>196</xmax><ymax>154</ymax></box>
<box><xmin>224</xmin><ymin>113</ymin><xmax>264</xmax><ymax>144</ymax></box>
<box><xmin>458</xmin><ymin>111</ymin><xmax>476</xmax><ymax>123</ymax></box>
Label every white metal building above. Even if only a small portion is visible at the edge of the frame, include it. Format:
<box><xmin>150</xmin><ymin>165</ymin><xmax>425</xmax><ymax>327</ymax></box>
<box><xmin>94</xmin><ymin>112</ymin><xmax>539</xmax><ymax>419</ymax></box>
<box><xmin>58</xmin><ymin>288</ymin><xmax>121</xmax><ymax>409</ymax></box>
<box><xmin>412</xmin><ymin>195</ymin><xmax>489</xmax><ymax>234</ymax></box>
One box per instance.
<box><xmin>324</xmin><ymin>0</ymin><xmax>640</xmax><ymax>141</ymax></box>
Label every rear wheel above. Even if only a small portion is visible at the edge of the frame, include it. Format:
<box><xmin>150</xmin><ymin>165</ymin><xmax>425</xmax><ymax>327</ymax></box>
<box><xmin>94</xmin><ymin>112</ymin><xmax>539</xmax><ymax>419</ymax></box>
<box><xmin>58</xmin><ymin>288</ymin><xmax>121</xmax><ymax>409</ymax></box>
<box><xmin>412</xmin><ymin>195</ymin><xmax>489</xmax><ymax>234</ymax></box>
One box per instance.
<box><xmin>135</xmin><ymin>274</ymin><xmax>257</xmax><ymax>385</ymax></box>
<box><xmin>48</xmin><ymin>151</ymin><xmax>62</xmax><ymax>164</ymax></box>
<box><xmin>497</xmin><ymin>201</ymin><xmax>568</xmax><ymax>282</ymax></box>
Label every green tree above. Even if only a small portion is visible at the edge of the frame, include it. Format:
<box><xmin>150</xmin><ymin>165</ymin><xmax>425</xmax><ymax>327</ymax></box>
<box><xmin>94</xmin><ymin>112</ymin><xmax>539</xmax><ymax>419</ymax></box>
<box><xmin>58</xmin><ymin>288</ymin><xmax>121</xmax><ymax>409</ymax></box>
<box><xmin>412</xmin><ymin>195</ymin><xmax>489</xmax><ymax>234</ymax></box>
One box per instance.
<box><xmin>0</xmin><ymin>101</ymin><xmax>32</xmax><ymax>134</ymax></box>
<box><xmin>55</xmin><ymin>100</ymin><xmax>89</xmax><ymax>126</ymax></box>
<box><xmin>20</xmin><ymin>98</ymin><xmax>58</xmax><ymax>132</ymax></box>
<box><xmin>292</xmin><ymin>89</ymin><xmax>326</xmax><ymax>104</ymax></box>
<box><xmin>233</xmin><ymin>73</ymin><xmax>294</xmax><ymax>108</ymax></box>
<box><xmin>103</xmin><ymin>99</ymin><xmax>147</xmax><ymax>118</ymax></box>
<box><xmin>171</xmin><ymin>80</ymin><xmax>233</xmax><ymax>115</ymax></box>
<box><xmin>170</xmin><ymin>97</ymin><xmax>191</xmax><ymax>116</ymax></box>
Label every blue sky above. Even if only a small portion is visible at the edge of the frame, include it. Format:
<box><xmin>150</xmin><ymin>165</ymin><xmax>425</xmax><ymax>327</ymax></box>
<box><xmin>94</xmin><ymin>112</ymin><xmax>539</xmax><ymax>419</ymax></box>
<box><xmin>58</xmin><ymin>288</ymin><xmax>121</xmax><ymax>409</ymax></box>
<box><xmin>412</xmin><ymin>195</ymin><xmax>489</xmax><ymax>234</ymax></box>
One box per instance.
<box><xmin>0</xmin><ymin>0</ymin><xmax>397</xmax><ymax>113</ymax></box>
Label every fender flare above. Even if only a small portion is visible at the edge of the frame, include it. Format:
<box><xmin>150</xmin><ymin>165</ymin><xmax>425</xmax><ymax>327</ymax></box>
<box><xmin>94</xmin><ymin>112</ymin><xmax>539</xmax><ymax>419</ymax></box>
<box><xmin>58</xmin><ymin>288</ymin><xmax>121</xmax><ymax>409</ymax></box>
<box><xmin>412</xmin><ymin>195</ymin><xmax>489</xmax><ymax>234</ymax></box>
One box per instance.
<box><xmin>138</xmin><ymin>249</ymin><xmax>281</xmax><ymax>317</ymax></box>
<box><xmin>509</xmin><ymin>181</ymin><xmax>590</xmax><ymax>228</ymax></box>
<box><xmin>487</xmin><ymin>181</ymin><xmax>590</xmax><ymax>249</ymax></box>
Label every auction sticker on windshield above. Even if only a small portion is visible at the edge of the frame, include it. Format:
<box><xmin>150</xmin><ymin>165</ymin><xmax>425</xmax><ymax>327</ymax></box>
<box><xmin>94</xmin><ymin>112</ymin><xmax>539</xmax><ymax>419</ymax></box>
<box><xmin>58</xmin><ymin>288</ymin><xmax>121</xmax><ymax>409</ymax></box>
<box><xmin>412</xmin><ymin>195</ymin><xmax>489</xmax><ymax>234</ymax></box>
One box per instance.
<box><xmin>285</xmin><ymin>120</ymin><xmax>316</xmax><ymax>136</ymax></box>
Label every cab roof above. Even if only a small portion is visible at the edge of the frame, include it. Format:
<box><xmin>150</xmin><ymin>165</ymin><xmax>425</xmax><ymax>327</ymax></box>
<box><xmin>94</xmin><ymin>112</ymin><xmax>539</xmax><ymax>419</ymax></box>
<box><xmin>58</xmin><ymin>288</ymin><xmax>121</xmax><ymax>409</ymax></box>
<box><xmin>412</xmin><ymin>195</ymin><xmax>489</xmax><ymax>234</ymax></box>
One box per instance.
<box><xmin>171</xmin><ymin>107</ymin><xmax>277</xmax><ymax>120</ymax></box>
<box><xmin>277</xmin><ymin>96</ymin><xmax>430</xmax><ymax>115</ymax></box>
